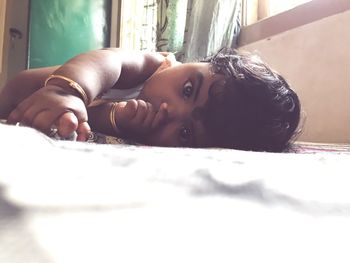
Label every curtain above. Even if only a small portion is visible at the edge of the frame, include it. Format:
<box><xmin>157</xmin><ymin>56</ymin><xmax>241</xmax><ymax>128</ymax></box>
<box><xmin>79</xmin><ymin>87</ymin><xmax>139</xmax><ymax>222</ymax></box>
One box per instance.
<box><xmin>118</xmin><ymin>0</ymin><xmax>241</xmax><ymax>58</ymax></box>
<box><xmin>156</xmin><ymin>0</ymin><xmax>188</xmax><ymax>52</ymax></box>
<box><xmin>156</xmin><ymin>0</ymin><xmax>241</xmax><ymax>62</ymax></box>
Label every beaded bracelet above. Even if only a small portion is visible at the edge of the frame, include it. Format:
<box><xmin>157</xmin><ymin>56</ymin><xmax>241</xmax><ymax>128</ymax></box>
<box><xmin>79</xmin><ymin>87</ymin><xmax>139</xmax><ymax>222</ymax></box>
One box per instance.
<box><xmin>44</xmin><ymin>74</ymin><xmax>90</xmax><ymax>106</ymax></box>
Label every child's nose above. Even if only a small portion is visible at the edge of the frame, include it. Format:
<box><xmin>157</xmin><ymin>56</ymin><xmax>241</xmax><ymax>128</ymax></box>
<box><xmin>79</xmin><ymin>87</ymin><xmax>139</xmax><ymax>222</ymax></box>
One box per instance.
<box><xmin>162</xmin><ymin>102</ymin><xmax>188</xmax><ymax>122</ymax></box>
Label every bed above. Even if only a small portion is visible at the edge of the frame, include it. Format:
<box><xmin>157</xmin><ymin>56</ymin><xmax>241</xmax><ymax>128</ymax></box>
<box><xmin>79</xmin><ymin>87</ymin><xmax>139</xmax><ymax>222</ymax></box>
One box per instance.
<box><xmin>1</xmin><ymin>122</ymin><xmax>350</xmax><ymax>263</ymax></box>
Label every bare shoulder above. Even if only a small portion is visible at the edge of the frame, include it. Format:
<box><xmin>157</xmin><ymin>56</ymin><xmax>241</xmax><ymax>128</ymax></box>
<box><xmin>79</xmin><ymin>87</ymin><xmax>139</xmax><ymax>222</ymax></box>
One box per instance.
<box><xmin>102</xmin><ymin>47</ymin><xmax>164</xmax><ymax>68</ymax></box>
<box><xmin>103</xmin><ymin>48</ymin><xmax>165</xmax><ymax>89</ymax></box>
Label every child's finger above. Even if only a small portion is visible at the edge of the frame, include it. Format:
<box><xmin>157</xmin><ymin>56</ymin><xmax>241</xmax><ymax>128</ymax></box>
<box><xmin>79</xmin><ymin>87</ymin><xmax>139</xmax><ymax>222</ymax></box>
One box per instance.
<box><xmin>129</xmin><ymin>100</ymin><xmax>150</xmax><ymax>125</ymax></box>
<box><xmin>76</xmin><ymin>121</ymin><xmax>91</xmax><ymax>141</ymax></box>
<box><xmin>9</xmin><ymin>104</ymin><xmax>41</xmax><ymax>127</ymax></box>
<box><xmin>114</xmin><ymin>100</ymin><xmax>137</xmax><ymax>125</ymax></box>
<box><xmin>21</xmin><ymin>106</ymin><xmax>43</xmax><ymax>126</ymax></box>
<box><xmin>57</xmin><ymin>111</ymin><xmax>79</xmax><ymax>138</ymax></box>
<box><xmin>142</xmin><ymin>102</ymin><xmax>157</xmax><ymax>128</ymax></box>
<box><xmin>6</xmin><ymin>94</ymin><xmax>34</xmax><ymax>124</ymax></box>
<box><xmin>7</xmin><ymin>103</ymin><xmax>26</xmax><ymax>124</ymax></box>
<box><xmin>151</xmin><ymin>102</ymin><xmax>168</xmax><ymax>130</ymax></box>
<box><xmin>7</xmin><ymin>109</ymin><xmax>20</xmax><ymax>124</ymax></box>
<box><xmin>31</xmin><ymin>110</ymin><xmax>57</xmax><ymax>134</ymax></box>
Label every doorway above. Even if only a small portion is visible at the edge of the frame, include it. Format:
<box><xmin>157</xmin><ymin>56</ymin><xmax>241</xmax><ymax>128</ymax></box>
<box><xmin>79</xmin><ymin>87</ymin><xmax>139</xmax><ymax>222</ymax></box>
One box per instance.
<box><xmin>0</xmin><ymin>0</ymin><xmax>29</xmax><ymax>89</ymax></box>
<box><xmin>28</xmin><ymin>0</ymin><xmax>111</xmax><ymax>68</ymax></box>
<box><xmin>0</xmin><ymin>0</ymin><xmax>112</xmax><ymax>90</ymax></box>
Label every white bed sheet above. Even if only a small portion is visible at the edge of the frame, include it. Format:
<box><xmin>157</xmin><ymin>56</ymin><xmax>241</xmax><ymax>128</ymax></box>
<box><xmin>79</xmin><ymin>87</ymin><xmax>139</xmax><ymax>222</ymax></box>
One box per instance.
<box><xmin>1</xmin><ymin>123</ymin><xmax>350</xmax><ymax>263</ymax></box>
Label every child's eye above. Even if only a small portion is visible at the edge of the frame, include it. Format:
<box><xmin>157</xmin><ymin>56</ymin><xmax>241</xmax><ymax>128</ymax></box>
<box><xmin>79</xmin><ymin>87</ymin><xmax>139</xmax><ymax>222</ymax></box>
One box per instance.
<box><xmin>182</xmin><ymin>81</ymin><xmax>193</xmax><ymax>99</ymax></box>
<box><xmin>179</xmin><ymin>125</ymin><xmax>192</xmax><ymax>145</ymax></box>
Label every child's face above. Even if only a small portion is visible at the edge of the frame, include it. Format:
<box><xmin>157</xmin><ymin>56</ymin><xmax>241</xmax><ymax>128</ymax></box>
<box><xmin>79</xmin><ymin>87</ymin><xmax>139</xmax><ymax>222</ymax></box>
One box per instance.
<box><xmin>137</xmin><ymin>62</ymin><xmax>225</xmax><ymax>147</ymax></box>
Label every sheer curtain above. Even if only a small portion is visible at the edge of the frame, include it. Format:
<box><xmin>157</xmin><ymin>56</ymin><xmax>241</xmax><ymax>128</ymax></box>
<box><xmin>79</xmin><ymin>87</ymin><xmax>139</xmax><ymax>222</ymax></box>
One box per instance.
<box><xmin>118</xmin><ymin>0</ymin><xmax>241</xmax><ymax>59</ymax></box>
<box><xmin>156</xmin><ymin>0</ymin><xmax>188</xmax><ymax>52</ymax></box>
<box><xmin>181</xmin><ymin>0</ymin><xmax>241</xmax><ymax>61</ymax></box>
<box><xmin>156</xmin><ymin>0</ymin><xmax>241</xmax><ymax>62</ymax></box>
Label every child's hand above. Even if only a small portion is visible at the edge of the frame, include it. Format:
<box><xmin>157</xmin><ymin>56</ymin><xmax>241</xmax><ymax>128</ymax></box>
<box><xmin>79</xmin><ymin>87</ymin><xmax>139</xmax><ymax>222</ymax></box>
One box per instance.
<box><xmin>7</xmin><ymin>85</ymin><xmax>91</xmax><ymax>141</ymax></box>
<box><xmin>56</xmin><ymin>111</ymin><xmax>91</xmax><ymax>141</ymax></box>
<box><xmin>113</xmin><ymin>99</ymin><xmax>168</xmax><ymax>140</ymax></box>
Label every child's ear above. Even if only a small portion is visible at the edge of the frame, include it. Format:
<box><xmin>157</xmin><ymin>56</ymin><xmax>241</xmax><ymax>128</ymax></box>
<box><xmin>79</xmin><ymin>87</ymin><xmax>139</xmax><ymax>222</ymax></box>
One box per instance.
<box><xmin>155</xmin><ymin>53</ymin><xmax>182</xmax><ymax>73</ymax></box>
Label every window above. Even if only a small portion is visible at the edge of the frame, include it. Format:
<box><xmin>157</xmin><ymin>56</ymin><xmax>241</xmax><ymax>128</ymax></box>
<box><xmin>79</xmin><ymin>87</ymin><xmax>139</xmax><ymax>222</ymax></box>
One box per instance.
<box><xmin>239</xmin><ymin>0</ymin><xmax>350</xmax><ymax>46</ymax></box>
<box><xmin>119</xmin><ymin>0</ymin><xmax>157</xmax><ymax>50</ymax></box>
<box><xmin>242</xmin><ymin>0</ymin><xmax>312</xmax><ymax>26</ymax></box>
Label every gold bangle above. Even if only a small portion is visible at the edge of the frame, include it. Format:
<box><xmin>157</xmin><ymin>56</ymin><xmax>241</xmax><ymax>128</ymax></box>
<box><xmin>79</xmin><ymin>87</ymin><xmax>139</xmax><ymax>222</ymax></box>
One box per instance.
<box><xmin>109</xmin><ymin>102</ymin><xmax>121</xmax><ymax>135</ymax></box>
<box><xmin>44</xmin><ymin>74</ymin><xmax>90</xmax><ymax>105</ymax></box>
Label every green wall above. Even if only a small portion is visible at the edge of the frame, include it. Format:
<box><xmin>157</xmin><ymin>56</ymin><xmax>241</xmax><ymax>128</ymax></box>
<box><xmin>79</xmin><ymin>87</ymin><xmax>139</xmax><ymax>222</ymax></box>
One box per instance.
<box><xmin>29</xmin><ymin>0</ymin><xmax>111</xmax><ymax>68</ymax></box>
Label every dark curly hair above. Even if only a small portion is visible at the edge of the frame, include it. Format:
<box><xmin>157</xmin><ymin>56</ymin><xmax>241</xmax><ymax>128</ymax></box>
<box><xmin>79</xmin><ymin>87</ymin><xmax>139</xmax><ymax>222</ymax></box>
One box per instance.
<box><xmin>200</xmin><ymin>48</ymin><xmax>301</xmax><ymax>152</ymax></box>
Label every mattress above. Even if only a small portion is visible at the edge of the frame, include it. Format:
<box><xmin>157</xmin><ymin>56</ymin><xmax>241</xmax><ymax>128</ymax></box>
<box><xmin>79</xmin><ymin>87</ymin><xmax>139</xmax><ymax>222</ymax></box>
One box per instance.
<box><xmin>1</xmin><ymin>122</ymin><xmax>350</xmax><ymax>263</ymax></box>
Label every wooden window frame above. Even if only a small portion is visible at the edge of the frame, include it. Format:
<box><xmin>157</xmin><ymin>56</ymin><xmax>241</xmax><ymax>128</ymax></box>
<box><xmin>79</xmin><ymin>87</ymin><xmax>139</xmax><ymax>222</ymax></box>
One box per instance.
<box><xmin>239</xmin><ymin>0</ymin><xmax>350</xmax><ymax>46</ymax></box>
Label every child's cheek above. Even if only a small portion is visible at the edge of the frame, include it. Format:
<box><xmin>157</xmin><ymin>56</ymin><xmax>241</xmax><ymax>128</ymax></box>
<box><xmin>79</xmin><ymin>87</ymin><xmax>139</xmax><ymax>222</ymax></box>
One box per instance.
<box><xmin>138</xmin><ymin>78</ymin><xmax>155</xmax><ymax>101</ymax></box>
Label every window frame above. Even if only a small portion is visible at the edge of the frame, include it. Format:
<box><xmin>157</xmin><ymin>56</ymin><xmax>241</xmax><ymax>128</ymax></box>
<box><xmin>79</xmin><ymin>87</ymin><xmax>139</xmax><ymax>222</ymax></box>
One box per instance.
<box><xmin>239</xmin><ymin>0</ymin><xmax>350</xmax><ymax>46</ymax></box>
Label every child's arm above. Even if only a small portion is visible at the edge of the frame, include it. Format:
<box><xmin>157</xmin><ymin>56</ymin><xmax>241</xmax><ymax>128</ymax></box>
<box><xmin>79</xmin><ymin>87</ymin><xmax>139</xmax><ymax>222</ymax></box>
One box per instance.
<box><xmin>43</xmin><ymin>48</ymin><xmax>166</xmax><ymax>101</ymax></box>
<box><xmin>4</xmin><ymin>48</ymin><xmax>165</xmax><ymax>139</ymax></box>
<box><xmin>0</xmin><ymin>66</ymin><xmax>59</xmax><ymax>119</ymax></box>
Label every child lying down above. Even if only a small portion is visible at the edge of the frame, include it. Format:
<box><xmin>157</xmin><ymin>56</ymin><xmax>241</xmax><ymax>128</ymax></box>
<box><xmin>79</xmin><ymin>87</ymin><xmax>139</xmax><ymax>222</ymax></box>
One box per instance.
<box><xmin>0</xmin><ymin>48</ymin><xmax>300</xmax><ymax>152</ymax></box>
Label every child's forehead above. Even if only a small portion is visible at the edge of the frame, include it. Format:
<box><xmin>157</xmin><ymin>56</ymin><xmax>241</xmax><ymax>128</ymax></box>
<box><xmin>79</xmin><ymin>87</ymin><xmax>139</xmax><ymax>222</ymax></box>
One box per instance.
<box><xmin>191</xmin><ymin>62</ymin><xmax>226</xmax><ymax>77</ymax></box>
<box><xmin>178</xmin><ymin>62</ymin><xmax>215</xmax><ymax>75</ymax></box>
<box><xmin>161</xmin><ymin>62</ymin><xmax>226</xmax><ymax>84</ymax></box>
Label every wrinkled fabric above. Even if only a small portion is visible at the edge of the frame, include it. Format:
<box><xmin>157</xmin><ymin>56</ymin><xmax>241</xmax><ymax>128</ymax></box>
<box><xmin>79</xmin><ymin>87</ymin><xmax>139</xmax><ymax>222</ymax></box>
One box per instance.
<box><xmin>1</xmin><ymin>123</ymin><xmax>350</xmax><ymax>263</ymax></box>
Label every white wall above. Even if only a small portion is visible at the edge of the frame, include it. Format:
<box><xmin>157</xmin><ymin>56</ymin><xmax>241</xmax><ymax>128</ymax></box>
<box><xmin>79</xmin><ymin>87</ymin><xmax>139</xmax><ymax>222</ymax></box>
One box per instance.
<box><xmin>240</xmin><ymin>10</ymin><xmax>350</xmax><ymax>143</ymax></box>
